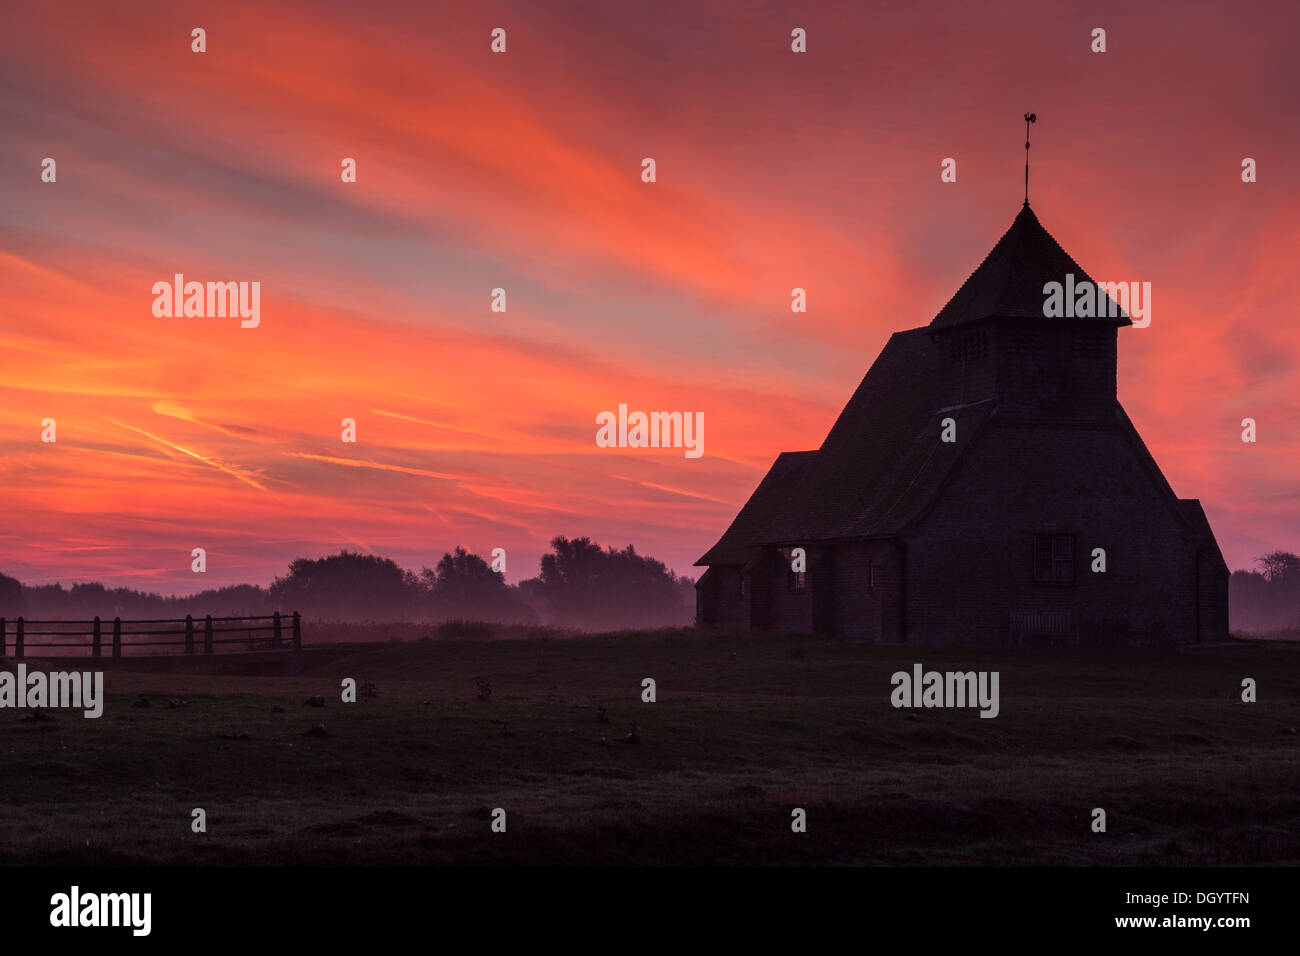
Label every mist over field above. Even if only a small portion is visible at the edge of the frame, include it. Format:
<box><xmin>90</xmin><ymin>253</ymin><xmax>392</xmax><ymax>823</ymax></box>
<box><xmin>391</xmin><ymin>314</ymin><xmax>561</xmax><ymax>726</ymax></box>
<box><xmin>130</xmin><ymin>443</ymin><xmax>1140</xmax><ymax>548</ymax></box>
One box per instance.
<box><xmin>0</xmin><ymin>538</ymin><xmax>695</xmax><ymax>632</ymax></box>
<box><xmin>6</xmin><ymin>545</ymin><xmax>1297</xmax><ymax>641</ymax></box>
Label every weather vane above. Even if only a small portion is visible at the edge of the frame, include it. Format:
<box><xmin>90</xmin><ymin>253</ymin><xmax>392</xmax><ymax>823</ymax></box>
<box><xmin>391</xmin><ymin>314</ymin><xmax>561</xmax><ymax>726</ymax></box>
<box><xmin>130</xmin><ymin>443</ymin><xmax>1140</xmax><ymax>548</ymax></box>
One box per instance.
<box><xmin>1024</xmin><ymin>112</ymin><xmax>1037</xmax><ymax>206</ymax></box>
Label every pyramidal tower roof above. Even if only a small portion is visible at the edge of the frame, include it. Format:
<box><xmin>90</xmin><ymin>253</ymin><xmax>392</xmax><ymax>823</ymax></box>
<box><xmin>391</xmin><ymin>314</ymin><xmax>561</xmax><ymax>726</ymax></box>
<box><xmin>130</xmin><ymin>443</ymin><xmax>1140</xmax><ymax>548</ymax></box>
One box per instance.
<box><xmin>929</xmin><ymin>204</ymin><xmax>1130</xmax><ymax>330</ymax></box>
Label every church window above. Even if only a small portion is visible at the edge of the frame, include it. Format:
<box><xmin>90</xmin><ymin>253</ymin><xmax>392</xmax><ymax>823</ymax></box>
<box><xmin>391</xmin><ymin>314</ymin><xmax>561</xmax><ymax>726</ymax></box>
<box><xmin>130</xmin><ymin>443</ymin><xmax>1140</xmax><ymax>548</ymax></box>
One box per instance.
<box><xmin>1033</xmin><ymin>534</ymin><xmax>1075</xmax><ymax>582</ymax></box>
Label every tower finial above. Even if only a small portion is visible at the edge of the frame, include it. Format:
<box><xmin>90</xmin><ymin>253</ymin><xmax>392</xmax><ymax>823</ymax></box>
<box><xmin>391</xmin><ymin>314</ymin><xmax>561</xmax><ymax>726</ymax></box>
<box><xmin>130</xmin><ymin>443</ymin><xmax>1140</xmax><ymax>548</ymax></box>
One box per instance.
<box><xmin>1023</xmin><ymin>112</ymin><xmax>1037</xmax><ymax>207</ymax></box>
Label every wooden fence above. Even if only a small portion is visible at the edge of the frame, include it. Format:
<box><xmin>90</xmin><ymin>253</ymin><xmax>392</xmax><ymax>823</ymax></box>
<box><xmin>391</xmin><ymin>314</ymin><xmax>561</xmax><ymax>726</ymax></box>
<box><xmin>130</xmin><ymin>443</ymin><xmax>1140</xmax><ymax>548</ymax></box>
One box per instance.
<box><xmin>0</xmin><ymin>612</ymin><xmax>301</xmax><ymax>659</ymax></box>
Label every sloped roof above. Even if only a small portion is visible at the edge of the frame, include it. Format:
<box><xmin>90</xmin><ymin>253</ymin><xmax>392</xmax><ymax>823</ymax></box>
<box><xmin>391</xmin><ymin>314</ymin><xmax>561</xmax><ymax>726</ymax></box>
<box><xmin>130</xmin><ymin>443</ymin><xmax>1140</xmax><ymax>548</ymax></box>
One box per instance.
<box><xmin>1178</xmin><ymin>499</ymin><xmax>1229</xmax><ymax>572</ymax></box>
<box><xmin>695</xmin><ymin>450</ymin><xmax>818</xmax><ymax>566</ymax></box>
<box><xmin>697</xmin><ymin>205</ymin><xmax>1159</xmax><ymax>563</ymax></box>
<box><xmin>930</xmin><ymin>204</ymin><xmax>1130</xmax><ymax>329</ymax></box>
<box><xmin>754</xmin><ymin>329</ymin><xmax>990</xmax><ymax>544</ymax></box>
<box><xmin>840</xmin><ymin>399</ymin><xmax>996</xmax><ymax>537</ymax></box>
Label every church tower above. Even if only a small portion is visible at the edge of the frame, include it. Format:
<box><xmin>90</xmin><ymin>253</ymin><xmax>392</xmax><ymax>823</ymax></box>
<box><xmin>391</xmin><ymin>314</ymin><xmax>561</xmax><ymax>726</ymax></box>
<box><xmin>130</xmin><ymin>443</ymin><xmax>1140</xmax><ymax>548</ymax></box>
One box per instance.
<box><xmin>927</xmin><ymin>204</ymin><xmax>1129</xmax><ymax>421</ymax></box>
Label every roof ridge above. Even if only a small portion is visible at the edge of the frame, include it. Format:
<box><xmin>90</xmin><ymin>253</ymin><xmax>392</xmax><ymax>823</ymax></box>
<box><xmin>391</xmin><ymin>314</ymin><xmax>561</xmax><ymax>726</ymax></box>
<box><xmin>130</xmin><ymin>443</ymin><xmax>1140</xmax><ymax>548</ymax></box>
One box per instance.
<box><xmin>929</xmin><ymin>209</ymin><xmax>1030</xmax><ymax>323</ymax></box>
<box><xmin>928</xmin><ymin>205</ymin><xmax>1118</xmax><ymax>330</ymax></box>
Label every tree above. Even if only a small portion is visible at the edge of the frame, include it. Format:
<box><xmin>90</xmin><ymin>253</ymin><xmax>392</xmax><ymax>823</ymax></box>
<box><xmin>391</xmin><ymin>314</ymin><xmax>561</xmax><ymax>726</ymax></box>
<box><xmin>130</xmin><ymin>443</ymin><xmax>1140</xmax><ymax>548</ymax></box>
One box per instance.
<box><xmin>421</xmin><ymin>546</ymin><xmax>533</xmax><ymax>623</ymax></box>
<box><xmin>532</xmin><ymin>536</ymin><xmax>691</xmax><ymax>630</ymax></box>
<box><xmin>269</xmin><ymin>551</ymin><xmax>418</xmax><ymax>619</ymax></box>
<box><xmin>0</xmin><ymin>571</ymin><xmax>25</xmax><ymax>617</ymax></box>
<box><xmin>1232</xmin><ymin>552</ymin><xmax>1300</xmax><ymax>635</ymax></box>
<box><xmin>1256</xmin><ymin>551</ymin><xmax>1300</xmax><ymax>583</ymax></box>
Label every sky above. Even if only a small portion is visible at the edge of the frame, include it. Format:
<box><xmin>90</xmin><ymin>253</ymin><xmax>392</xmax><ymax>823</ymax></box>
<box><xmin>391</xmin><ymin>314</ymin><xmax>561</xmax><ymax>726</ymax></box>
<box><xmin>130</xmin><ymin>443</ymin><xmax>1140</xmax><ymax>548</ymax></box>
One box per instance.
<box><xmin>1</xmin><ymin>0</ymin><xmax>1297</xmax><ymax>592</ymax></box>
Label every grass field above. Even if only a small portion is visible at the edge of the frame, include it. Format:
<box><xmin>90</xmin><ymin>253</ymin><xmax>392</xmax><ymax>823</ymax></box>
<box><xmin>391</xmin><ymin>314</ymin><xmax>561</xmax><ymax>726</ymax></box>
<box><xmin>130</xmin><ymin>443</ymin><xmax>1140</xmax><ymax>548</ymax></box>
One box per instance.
<box><xmin>2</xmin><ymin>629</ymin><xmax>1298</xmax><ymax>866</ymax></box>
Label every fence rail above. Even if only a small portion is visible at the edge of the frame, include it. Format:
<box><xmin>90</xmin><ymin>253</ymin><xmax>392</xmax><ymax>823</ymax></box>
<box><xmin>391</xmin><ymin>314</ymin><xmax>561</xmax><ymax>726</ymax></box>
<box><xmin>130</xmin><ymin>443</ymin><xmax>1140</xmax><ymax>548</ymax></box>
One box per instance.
<box><xmin>0</xmin><ymin>612</ymin><xmax>302</xmax><ymax>659</ymax></box>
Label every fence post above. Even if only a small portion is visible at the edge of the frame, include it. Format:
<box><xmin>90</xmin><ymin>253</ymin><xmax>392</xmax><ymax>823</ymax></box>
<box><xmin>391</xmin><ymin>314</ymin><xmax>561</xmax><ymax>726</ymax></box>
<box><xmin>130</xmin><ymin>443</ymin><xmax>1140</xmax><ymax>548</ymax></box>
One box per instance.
<box><xmin>0</xmin><ymin>617</ymin><xmax>5</xmax><ymax>657</ymax></box>
<box><xmin>93</xmin><ymin>616</ymin><xmax>102</xmax><ymax>658</ymax></box>
<box><xmin>292</xmin><ymin>611</ymin><xmax>301</xmax><ymax>650</ymax></box>
<box><xmin>204</xmin><ymin>615</ymin><xmax>213</xmax><ymax>655</ymax></box>
<box><xmin>112</xmin><ymin>618</ymin><xmax>122</xmax><ymax>659</ymax></box>
<box><xmin>185</xmin><ymin>615</ymin><xmax>194</xmax><ymax>654</ymax></box>
<box><xmin>273</xmin><ymin>611</ymin><xmax>282</xmax><ymax>649</ymax></box>
<box><xmin>16</xmin><ymin>617</ymin><xmax>24</xmax><ymax>659</ymax></box>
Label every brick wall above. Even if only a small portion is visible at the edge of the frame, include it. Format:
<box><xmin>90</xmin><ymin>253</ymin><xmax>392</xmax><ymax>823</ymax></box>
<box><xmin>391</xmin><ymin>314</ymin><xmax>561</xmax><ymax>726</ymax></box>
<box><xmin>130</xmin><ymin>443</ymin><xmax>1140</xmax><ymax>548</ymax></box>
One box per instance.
<box><xmin>906</xmin><ymin>419</ymin><xmax>1206</xmax><ymax>645</ymax></box>
<box><xmin>1197</xmin><ymin>547</ymin><xmax>1229</xmax><ymax>642</ymax></box>
<box><xmin>762</xmin><ymin>548</ymin><xmax>814</xmax><ymax>633</ymax></box>
<box><xmin>992</xmin><ymin>323</ymin><xmax>1118</xmax><ymax>421</ymax></box>
<box><xmin>697</xmin><ymin>565</ymin><xmax>747</xmax><ymax>627</ymax></box>
<box><xmin>828</xmin><ymin>541</ymin><xmax>904</xmax><ymax>642</ymax></box>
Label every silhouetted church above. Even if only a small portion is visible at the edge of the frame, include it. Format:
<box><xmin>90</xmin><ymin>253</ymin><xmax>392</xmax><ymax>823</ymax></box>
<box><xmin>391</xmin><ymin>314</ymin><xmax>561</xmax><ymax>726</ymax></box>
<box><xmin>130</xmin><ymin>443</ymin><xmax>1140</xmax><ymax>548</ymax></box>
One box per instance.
<box><xmin>695</xmin><ymin>204</ymin><xmax>1228</xmax><ymax>644</ymax></box>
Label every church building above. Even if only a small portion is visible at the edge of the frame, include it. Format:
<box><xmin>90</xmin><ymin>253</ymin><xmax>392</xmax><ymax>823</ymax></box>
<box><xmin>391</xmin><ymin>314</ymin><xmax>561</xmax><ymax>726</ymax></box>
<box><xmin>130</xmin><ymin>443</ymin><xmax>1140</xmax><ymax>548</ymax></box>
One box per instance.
<box><xmin>695</xmin><ymin>203</ymin><xmax>1228</xmax><ymax>644</ymax></box>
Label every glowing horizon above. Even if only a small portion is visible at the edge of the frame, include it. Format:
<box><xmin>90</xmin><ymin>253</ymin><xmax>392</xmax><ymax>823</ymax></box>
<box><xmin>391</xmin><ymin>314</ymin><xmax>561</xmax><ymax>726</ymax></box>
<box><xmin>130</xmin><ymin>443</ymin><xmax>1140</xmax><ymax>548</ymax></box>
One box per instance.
<box><xmin>2</xmin><ymin>0</ymin><xmax>1297</xmax><ymax>594</ymax></box>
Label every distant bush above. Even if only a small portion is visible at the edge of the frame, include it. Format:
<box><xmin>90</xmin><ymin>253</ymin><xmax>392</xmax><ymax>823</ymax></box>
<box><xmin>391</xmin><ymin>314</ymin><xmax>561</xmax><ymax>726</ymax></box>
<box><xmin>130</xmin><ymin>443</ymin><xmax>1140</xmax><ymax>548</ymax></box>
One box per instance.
<box><xmin>436</xmin><ymin>619</ymin><xmax>494</xmax><ymax>639</ymax></box>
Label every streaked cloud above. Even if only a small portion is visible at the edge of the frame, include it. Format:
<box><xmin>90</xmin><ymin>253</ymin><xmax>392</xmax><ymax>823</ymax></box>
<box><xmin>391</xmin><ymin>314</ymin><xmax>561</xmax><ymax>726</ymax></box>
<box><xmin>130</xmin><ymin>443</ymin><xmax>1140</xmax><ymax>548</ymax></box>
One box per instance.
<box><xmin>0</xmin><ymin>0</ymin><xmax>1296</xmax><ymax>591</ymax></box>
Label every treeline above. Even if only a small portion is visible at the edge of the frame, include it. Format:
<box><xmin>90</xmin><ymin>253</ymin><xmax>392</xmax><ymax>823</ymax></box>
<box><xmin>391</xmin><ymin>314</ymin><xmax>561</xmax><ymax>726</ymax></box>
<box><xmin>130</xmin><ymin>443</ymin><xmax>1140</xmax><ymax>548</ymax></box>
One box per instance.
<box><xmin>0</xmin><ymin>537</ymin><xmax>696</xmax><ymax>631</ymax></box>
<box><xmin>1230</xmin><ymin>550</ymin><xmax>1300</xmax><ymax>635</ymax></box>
